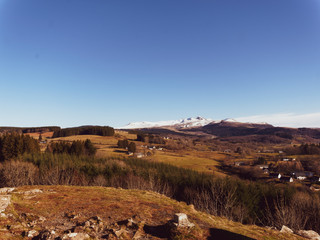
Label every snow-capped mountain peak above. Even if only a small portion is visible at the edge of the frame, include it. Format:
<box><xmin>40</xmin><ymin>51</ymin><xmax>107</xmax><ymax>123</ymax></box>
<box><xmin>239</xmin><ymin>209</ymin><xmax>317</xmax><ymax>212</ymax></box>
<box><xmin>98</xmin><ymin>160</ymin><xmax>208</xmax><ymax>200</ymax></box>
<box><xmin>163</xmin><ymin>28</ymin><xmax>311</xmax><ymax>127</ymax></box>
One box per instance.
<box><xmin>222</xmin><ymin>118</ymin><xmax>238</xmax><ymax>123</ymax></box>
<box><xmin>120</xmin><ymin>116</ymin><xmax>215</xmax><ymax>129</ymax></box>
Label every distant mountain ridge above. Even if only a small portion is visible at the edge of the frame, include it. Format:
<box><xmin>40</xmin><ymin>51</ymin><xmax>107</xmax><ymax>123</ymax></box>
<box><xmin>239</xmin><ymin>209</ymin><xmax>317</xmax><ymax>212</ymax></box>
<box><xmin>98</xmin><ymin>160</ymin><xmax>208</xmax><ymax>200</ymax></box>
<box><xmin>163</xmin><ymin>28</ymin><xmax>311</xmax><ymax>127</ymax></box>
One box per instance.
<box><xmin>120</xmin><ymin>117</ymin><xmax>320</xmax><ymax>142</ymax></box>
<box><xmin>121</xmin><ymin>116</ymin><xmax>215</xmax><ymax>129</ymax></box>
<box><xmin>120</xmin><ymin>116</ymin><xmax>271</xmax><ymax>129</ymax></box>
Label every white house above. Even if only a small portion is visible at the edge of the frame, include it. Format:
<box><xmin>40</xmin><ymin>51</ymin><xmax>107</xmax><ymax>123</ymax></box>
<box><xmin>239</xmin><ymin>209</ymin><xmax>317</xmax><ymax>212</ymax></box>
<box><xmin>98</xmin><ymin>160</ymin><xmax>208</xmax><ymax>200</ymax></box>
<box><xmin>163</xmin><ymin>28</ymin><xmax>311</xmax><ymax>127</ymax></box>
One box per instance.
<box><xmin>281</xmin><ymin>176</ymin><xmax>293</xmax><ymax>183</ymax></box>
<box><xmin>134</xmin><ymin>152</ymin><xmax>144</xmax><ymax>158</ymax></box>
<box><xmin>258</xmin><ymin>164</ymin><xmax>269</xmax><ymax>169</ymax></box>
<box><xmin>270</xmin><ymin>173</ymin><xmax>281</xmax><ymax>179</ymax></box>
<box><xmin>293</xmin><ymin>171</ymin><xmax>314</xmax><ymax>180</ymax></box>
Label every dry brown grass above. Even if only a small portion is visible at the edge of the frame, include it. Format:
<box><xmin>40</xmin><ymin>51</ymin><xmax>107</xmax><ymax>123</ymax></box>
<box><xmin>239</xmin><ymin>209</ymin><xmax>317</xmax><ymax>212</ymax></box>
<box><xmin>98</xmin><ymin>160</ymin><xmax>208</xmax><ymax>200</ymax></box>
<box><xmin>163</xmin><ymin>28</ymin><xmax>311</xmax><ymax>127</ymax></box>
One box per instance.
<box><xmin>151</xmin><ymin>150</ymin><xmax>226</xmax><ymax>176</ymax></box>
<box><xmin>49</xmin><ymin>134</ymin><xmax>127</xmax><ymax>158</ymax></box>
<box><xmin>24</xmin><ymin>131</ymin><xmax>54</xmax><ymax>139</ymax></box>
<box><xmin>0</xmin><ymin>186</ymin><xmax>307</xmax><ymax>240</ymax></box>
<box><xmin>43</xmin><ymin>132</ymin><xmax>258</xmax><ymax>176</ymax></box>
<box><xmin>24</xmin><ymin>131</ymin><xmax>285</xmax><ymax>178</ymax></box>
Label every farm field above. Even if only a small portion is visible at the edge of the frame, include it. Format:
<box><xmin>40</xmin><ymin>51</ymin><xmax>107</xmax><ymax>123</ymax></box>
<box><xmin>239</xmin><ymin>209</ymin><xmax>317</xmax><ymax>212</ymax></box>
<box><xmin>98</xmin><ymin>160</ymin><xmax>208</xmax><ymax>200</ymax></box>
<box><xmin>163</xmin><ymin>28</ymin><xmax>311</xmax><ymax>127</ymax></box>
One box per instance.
<box><xmin>25</xmin><ymin>129</ymin><xmax>318</xmax><ymax>182</ymax></box>
<box><xmin>31</xmin><ymin>131</ymin><xmax>236</xmax><ymax>175</ymax></box>
<box><xmin>151</xmin><ymin>150</ymin><xmax>226</xmax><ymax>176</ymax></box>
<box><xmin>48</xmin><ymin>131</ymin><xmax>136</xmax><ymax>158</ymax></box>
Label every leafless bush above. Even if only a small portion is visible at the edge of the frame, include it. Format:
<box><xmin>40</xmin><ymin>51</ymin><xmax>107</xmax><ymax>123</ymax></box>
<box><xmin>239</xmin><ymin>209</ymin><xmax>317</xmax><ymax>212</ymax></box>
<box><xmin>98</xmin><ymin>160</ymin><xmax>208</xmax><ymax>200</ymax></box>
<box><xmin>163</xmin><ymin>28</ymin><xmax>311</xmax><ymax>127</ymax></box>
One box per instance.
<box><xmin>147</xmin><ymin>173</ymin><xmax>173</xmax><ymax>197</ymax></box>
<box><xmin>185</xmin><ymin>179</ymin><xmax>238</xmax><ymax>221</ymax></box>
<box><xmin>39</xmin><ymin>167</ymin><xmax>60</xmax><ymax>185</ymax></box>
<box><xmin>106</xmin><ymin>172</ymin><xmax>173</xmax><ymax>197</ymax></box>
<box><xmin>60</xmin><ymin>169</ymin><xmax>88</xmax><ymax>186</ymax></box>
<box><xmin>0</xmin><ymin>161</ymin><xmax>39</xmax><ymax>187</ymax></box>
<box><xmin>264</xmin><ymin>192</ymin><xmax>320</xmax><ymax>231</ymax></box>
<box><xmin>38</xmin><ymin>167</ymin><xmax>88</xmax><ymax>186</ymax></box>
<box><xmin>125</xmin><ymin>174</ymin><xmax>150</xmax><ymax>190</ymax></box>
<box><xmin>107</xmin><ymin>159</ymin><xmax>127</xmax><ymax>168</ymax></box>
<box><xmin>92</xmin><ymin>175</ymin><xmax>107</xmax><ymax>186</ymax></box>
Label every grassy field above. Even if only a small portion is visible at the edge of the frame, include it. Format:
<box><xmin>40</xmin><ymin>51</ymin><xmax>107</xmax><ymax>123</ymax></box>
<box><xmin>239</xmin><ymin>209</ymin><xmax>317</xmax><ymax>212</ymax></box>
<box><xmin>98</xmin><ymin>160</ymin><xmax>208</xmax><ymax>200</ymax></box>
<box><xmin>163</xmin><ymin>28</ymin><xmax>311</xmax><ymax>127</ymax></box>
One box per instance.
<box><xmin>26</xmin><ymin>130</ymin><xmax>285</xmax><ymax>177</ymax></box>
<box><xmin>24</xmin><ymin>131</ymin><xmax>54</xmax><ymax>139</ymax></box>
<box><xmin>39</xmin><ymin>131</ymin><xmax>228</xmax><ymax>175</ymax></box>
<box><xmin>46</xmin><ymin>131</ymin><xmax>136</xmax><ymax>158</ymax></box>
<box><xmin>26</xmin><ymin>130</ymin><xmax>265</xmax><ymax>177</ymax></box>
<box><xmin>151</xmin><ymin>150</ymin><xmax>226</xmax><ymax>176</ymax></box>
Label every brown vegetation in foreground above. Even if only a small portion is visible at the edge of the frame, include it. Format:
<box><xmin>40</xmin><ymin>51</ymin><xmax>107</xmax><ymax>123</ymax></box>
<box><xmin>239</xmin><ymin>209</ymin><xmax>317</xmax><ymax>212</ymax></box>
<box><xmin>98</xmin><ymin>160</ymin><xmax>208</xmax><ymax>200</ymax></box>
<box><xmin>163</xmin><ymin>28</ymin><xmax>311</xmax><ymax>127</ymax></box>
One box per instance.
<box><xmin>0</xmin><ymin>186</ymin><xmax>306</xmax><ymax>240</ymax></box>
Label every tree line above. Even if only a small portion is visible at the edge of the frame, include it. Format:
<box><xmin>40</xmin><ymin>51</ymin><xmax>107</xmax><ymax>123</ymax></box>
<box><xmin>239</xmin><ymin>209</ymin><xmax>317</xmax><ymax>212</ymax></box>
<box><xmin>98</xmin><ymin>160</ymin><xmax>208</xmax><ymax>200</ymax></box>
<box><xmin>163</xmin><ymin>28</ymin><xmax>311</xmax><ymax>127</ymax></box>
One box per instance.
<box><xmin>136</xmin><ymin>133</ymin><xmax>165</xmax><ymax>144</ymax></box>
<box><xmin>117</xmin><ymin>139</ymin><xmax>136</xmax><ymax>153</ymax></box>
<box><xmin>285</xmin><ymin>143</ymin><xmax>320</xmax><ymax>155</ymax></box>
<box><xmin>0</xmin><ymin>126</ymin><xmax>60</xmax><ymax>134</ymax></box>
<box><xmin>0</xmin><ymin>133</ymin><xmax>40</xmax><ymax>161</ymax></box>
<box><xmin>52</xmin><ymin>126</ymin><xmax>114</xmax><ymax>138</ymax></box>
<box><xmin>47</xmin><ymin>139</ymin><xmax>97</xmax><ymax>156</ymax></box>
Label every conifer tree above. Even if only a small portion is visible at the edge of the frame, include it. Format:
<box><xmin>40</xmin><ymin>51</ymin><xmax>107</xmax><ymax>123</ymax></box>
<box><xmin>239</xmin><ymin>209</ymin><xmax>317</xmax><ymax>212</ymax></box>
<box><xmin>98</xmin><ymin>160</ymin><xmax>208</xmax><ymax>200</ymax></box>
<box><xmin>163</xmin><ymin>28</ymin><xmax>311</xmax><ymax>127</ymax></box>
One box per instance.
<box><xmin>128</xmin><ymin>142</ymin><xmax>136</xmax><ymax>153</ymax></box>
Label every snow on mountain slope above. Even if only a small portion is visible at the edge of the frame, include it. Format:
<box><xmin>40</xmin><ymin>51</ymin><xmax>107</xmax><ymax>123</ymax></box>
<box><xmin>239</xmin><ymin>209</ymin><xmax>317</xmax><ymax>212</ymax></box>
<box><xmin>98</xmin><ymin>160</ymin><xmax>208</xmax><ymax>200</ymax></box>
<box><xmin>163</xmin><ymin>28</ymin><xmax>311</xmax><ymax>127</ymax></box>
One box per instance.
<box><xmin>120</xmin><ymin>116</ymin><xmax>215</xmax><ymax>129</ymax></box>
<box><xmin>223</xmin><ymin>118</ymin><xmax>238</xmax><ymax>123</ymax></box>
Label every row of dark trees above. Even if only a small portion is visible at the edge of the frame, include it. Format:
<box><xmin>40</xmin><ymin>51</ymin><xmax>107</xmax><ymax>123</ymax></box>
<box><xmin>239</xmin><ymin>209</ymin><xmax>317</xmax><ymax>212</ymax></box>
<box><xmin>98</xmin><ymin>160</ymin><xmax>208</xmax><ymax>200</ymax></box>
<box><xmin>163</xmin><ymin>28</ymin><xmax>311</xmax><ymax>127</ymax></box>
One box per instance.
<box><xmin>22</xmin><ymin>126</ymin><xmax>61</xmax><ymax>133</ymax></box>
<box><xmin>52</xmin><ymin>126</ymin><xmax>114</xmax><ymax>138</ymax></box>
<box><xmin>0</xmin><ymin>132</ymin><xmax>97</xmax><ymax>160</ymax></box>
<box><xmin>47</xmin><ymin>140</ymin><xmax>96</xmax><ymax>156</ymax></box>
<box><xmin>0</xmin><ymin>126</ymin><xmax>60</xmax><ymax>134</ymax></box>
<box><xmin>117</xmin><ymin>139</ymin><xmax>136</xmax><ymax>153</ymax></box>
<box><xmin>137</xmin><ymin>133</ymin><xmax>165</xmax><ymax>144</ymax></box>
<box><xmin>285</xmin><ymin>143</ymin><xmax>320</xmax><ymax>155</ymax></box>
<box><xmin>0</xmin><ymin>133</ymin><xmax>40</xmax><ymax>161</ymax></box>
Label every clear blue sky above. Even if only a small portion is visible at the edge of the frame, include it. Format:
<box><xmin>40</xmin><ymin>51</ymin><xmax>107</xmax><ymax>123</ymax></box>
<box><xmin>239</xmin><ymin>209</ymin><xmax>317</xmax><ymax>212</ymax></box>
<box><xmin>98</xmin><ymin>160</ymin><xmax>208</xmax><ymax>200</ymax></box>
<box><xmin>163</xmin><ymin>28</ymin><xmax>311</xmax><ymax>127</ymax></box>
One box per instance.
<box><xmin>0</xmin><ymin>0</ymin><xmax>319</xmax><ymax>127</ymax></box>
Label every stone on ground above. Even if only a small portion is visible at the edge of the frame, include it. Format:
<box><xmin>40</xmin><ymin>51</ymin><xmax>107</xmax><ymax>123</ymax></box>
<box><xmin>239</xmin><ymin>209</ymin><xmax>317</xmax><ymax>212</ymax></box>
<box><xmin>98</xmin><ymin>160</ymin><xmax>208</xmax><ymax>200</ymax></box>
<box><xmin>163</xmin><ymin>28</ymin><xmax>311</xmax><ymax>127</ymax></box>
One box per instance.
<box><xmin>297</xmin><ymin>230</ymin><xmax>320</xmax><ymax>240</ymax></box>
<box><xmin>280</xmin><ymin>225</ymin><xmax>293</xmax><ymax>234</ymax></box>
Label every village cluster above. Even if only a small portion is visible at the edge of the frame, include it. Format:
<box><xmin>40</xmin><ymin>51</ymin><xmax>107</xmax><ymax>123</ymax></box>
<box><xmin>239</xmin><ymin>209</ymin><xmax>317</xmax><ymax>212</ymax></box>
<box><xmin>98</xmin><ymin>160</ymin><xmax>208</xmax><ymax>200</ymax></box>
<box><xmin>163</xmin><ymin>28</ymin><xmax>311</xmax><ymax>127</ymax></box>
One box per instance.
<box><xmin>233</xmin><ymin>157</ymin><xmax>320</xmax><ymax>190</ymax></box>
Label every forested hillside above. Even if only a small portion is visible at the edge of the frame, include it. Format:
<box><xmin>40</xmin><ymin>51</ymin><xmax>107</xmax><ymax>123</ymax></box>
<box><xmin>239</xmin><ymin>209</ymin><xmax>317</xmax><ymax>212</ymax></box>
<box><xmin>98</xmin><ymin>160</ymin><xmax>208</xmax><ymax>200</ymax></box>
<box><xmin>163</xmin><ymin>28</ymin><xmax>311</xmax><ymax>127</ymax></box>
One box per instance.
<box><xmin>52</xmin><ymin>126</ymin><xmax>114</xmax><ymax>138</ymax></box>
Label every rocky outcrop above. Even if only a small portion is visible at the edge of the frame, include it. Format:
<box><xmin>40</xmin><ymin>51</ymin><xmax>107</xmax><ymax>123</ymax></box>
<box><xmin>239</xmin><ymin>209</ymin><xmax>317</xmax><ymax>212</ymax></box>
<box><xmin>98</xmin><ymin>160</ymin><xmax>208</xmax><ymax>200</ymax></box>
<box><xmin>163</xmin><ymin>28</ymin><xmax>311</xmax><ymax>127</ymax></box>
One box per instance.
<box><xmin>173</xmin><ymin>213</ymin><xmax>195</xmax><ymax>228</ymax></box>
<box><xmin>0</xmin><ymin>195</ymin><xmax>11</xmax><ymax>213</ymax></box>
<box><xmin>0</xmin><ymin>187</ymin><xmax>15</xmax><ymax>214</ymax></box>
<box><xmin>297</xmin><ymin>230</ymin><xmax>320</xmax><ymax>240</ymax></box>
<box><xmin>28</xmin><ymin>213</ymin><xmax>195</xmax><ymax>240</ymax></box>
<box><xmin>279</xmin><ymin>225</ymin><xmax>320</xmax><ymax>240</ymax></box>
<box><xmin>61</xmin><ymin>232</ymin><xmax>90</xmax><ymax>240</ymax></box>
<box><xmin>0</xmin><ymin>187</ymin><xmax>15</xmax><ymax>194</ymax></box>
<box><xmin>23</xmin><ymin>189</ymin><xmax>43</xmax><ymax>195</ymax></box>
<box><xmin>280</xmin><ymin>225</ymin><xmax>293</xmax><ymax>234</ymax></box>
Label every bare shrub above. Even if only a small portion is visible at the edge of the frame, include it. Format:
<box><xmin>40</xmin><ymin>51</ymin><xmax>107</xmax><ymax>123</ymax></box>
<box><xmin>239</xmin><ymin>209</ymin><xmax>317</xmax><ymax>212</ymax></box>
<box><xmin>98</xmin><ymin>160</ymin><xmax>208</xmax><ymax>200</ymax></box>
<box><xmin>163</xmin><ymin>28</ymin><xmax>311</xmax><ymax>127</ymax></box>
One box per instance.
<box><xmin>108</xmin><ymin>175</ymin><xmax>126</xmax><ymax>188</ymax></box>
<box><xmin>39</xmin><ymin>167</ymin><xmax>60</xmax><ymax>185</ymax></box>
<box><xmin>108</xmin><ymin>159</ymin><xmax>127</xmax><ymax>168</ymax></box>
<box><xmin>185</xmin><ymin>179</ymin><xmax>238</xmax><ymax>221</ymax></box>
<box><xmin>125</xmin><ymin>174</ymin><xmax>149</xmax><ymax>190</ymax></box>
<box><xmin>92</xmin><ymin>175</ymin><xmax>107</xmax><ymax>186</ymax></box>
<box><xmin>59</xmin><ymin>169</ymin><xmax>88</xmax><ymax>186</ymax></box>
<box><xmin>264</xmin><ymin>192</ymin><xmax>319</xmax><ymax>231</ymax></box>
<box><xmin>146</xmin><ymin>173</ymin><xmax>173</xmax><ymax>197</ymax></box>
<box><xmin>0</xmin><ymin>161</ymin><xmax>39</xmax><ymax>187</ymax></box>
<box><xmin>38</xmin><ymin>167</ymin><xmax>88</xmax><ymax>186</ymax></box>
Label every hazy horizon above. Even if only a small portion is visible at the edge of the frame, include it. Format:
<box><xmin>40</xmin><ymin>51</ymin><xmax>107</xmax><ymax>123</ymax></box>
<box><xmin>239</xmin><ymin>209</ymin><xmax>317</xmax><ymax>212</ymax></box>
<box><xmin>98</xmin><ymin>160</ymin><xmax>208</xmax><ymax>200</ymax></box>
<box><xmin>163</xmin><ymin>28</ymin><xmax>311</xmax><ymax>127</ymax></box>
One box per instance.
<box><xmin>1</xmin><ymin>112</ymin><xmax>320</xmax><ymax>129</ymax></box>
